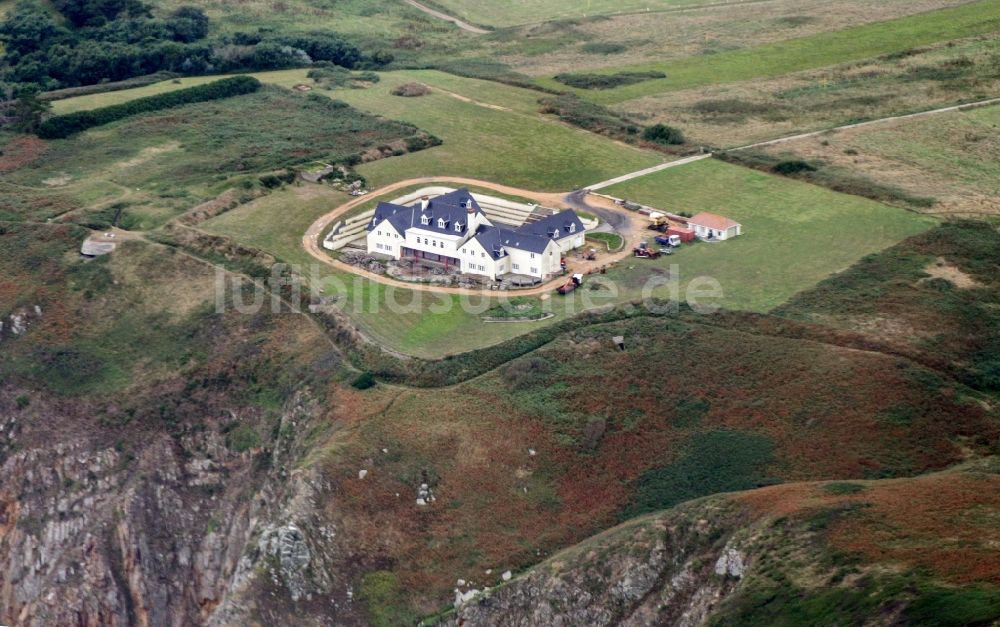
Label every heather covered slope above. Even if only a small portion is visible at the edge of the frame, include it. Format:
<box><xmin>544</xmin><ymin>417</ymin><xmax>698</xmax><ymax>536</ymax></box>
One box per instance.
<box><xmin>775</xmin><ymin>220</ymin><xmax>1000</xmax><ymax>392</ymax></box>
<box><xmin>446</xmin><ymin>460</ymin><xmax>1000</xmax><ymax>626</ymax></box>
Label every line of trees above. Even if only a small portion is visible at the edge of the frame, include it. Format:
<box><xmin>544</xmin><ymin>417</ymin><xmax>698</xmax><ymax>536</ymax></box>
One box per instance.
<box><xmin>0</xmin><ymin>0</ymin><xmax>369</xmax><ymax>93</ymax></box>
<box><xmin>37</xmin><ymin>75</ymin><xmax>260</xmax><ymax>138</ymax></box>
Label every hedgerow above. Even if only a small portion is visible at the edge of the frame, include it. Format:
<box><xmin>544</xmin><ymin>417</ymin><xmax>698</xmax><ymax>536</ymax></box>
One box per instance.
<box><xmin>37</xmin><ymin>75</ymin><xmax>261</xmax><ymax>138</ymax></box>
<box><xmin>553</xmin><ymin>70</ymin><xmax>665</xmax><ymax>90</ymax></box>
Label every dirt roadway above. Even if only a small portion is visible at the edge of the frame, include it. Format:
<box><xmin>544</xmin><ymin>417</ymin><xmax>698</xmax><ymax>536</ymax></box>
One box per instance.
<box><xmin>402</xmin><ymin>0</ymin><xmax>490</xmax><ymax>34</ymax></box>
<box><xmin>301</xmin><ymin>177</ymin><xmax>646</xmax><ymax>297</ymax></box>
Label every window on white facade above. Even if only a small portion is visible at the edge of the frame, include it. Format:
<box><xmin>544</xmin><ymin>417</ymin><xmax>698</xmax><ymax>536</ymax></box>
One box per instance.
<box><xmin>530</xmin><ymin>253</ymin><xmax>535</xmax><ymax>259</ymax></box>
<box><xmin>530</xmin><ymin>267</ymin><xmax>538</xmax><ymax>274</ymax></box>
<box><xmin>513</xmin><ymin>263</ymin><xmax>519</xmax><ymax>270</ymax></box>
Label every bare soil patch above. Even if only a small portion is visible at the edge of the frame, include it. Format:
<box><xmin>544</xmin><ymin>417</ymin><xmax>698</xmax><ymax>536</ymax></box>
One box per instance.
<box><xmin>921</xmin><ymin>257</ymin><xmax>982</xmax><ymax>289</ymax></box>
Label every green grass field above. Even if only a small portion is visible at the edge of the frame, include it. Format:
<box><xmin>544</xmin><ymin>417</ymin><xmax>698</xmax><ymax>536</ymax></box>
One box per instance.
<box><xmin>50</xmin><ymin>68</ymin><xmax>663</xmax><ymax>191</ymax></box>
<box><xmin>203</xmin><ymin>157</ymin><xmax>934</xmax><ymax>357</ymax></box>
<box><xmin>319</xmin><ymin>71</ymin><xmax>663</xmax><ymax>190</ymax></box>
<box><xmin>10</xmin><ymin>85</ymin><xmax>426</xmax><ymax>228</ymax></box>
<box><xmin>603</xmin><ymin>158</ymin><xmax>937</xmax><ymax>310</ymax></box>
<box><xmin>537</xmin><ymin>0</ymin><xmax>1000</xmax><ymax>104</ymax></box>
<box><xmin>199</xmin><ymin>187</ymin><xmax>547</xmax><ymax>357</ymax></box>
<box><xmin>749</xmin><ymin>103</ymin><xmax>1000</xmax><ymax>217</ymax></box>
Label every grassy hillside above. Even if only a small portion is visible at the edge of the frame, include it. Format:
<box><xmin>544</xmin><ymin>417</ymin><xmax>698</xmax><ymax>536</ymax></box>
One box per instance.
<box><xmin>49</xmin><ymin>68</ymin><xmax>664</xmax><ymax>192</ymax></box>
<box><xmin>425</xmin><ymin>0</ymin><xmax>716</xmax><ymax>27</ymax></box>
<box><xmin>331</xmin><ymin>71</ymin><xmax>662</xmax><ymax>190</ymax></box>
<box><xmin>603</xmin><ymin>158</ymin><xmax>935</xmax><ymax>310</ymax></box>
<box><xmin>447</xmin><ymin>461</ymin><xmax>1000</xmax><ymax>625</ymax></box>
<box><xmin>775</xmin><ymin>219</ymin><xmax>1000</xmax><ymax>392</ymax></box>
<box><xmin>747</xmin><ymin>103</ymin><xmax>1000</xmax><ymax>217</ymax></box>
<box><xmin>315</xmin><ymin>308</ymin><xmax>998</xmax><ymax>616</ymax></box>
<box><xmin>2</xmin><ymin>85</ymin><xmax>430</xmax><ymax>229</ymax></box>
<box><xmin>537</xmin><ymin>0</ymin><xmax>1000</xmax><ymax>103</ymax></box>
<box><xmin>621</xmin><ymin>34</ymin><xmax>1000</xmax><ymax>148</ymax></box>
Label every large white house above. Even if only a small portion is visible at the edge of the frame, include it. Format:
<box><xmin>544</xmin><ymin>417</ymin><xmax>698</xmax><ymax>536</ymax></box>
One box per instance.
<box><xmin>366</xmin><ymin>188</ymin><xmax>586</xmax><ymax>281</ymax></box>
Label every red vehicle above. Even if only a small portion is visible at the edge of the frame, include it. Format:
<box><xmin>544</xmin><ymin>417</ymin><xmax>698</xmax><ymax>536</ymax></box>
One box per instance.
<box><xmin>633</xmin><ymin>242</ymin><xmax>661</xmax><ymax>259</ymax></box>
<box><xmin>557</xmin><ymin>273</ymin><xmax>584</xmax><ymax>295</ymax></box>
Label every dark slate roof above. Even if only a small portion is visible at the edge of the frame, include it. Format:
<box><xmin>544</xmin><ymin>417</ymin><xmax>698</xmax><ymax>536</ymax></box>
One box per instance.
<box><xmin>476</xmin><ymin>227</ymin><xmax>549</xmax><ymax>259</ymax></box>
<box><xmin>517</xmin><ymin>209</ymin><xmax>585</xmax><ymax>241</ymax></box>
<box><xmin>471</xmin><ymin>225</ymin><xmax>507</xmax><ymax>260</ymax></box>
<box><xmin>369</xmin><ymin>190</ymin><xmax>582</xmax><ymax>256</ymax></box>
<box><xmin>367</xmin><ymin>187</ymin><xmax>483</xmax><ymax>236</ymax></box>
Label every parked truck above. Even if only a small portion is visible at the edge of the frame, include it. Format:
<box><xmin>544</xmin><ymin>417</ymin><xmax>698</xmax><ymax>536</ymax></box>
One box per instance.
<box><xmin>667</xmin><ymin>226</ymin><xmax>696</xmax><ymax>243</ymax></box>
<box><xmin>557</xmin><ymin>273</ymin><xmax>584</xmax><ymax>295</ymax></box>
<box><xmin>654</xmin><ymin>234</ymin><xmax>682</xmax><ymax>247</ymax></box>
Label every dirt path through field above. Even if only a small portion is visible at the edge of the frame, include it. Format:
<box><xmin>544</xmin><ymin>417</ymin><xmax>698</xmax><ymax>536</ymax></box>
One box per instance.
<box><xmin>584</xmin><ymin>95</ymin><xmax>1000</xmax><ymax>189</ymax></box>
<box><xmin>302</xmin><ymin>177</ymin><xmax>643</xmax><ymax>296</ymax></box>
<box><xmin>731</xmin><ymin>96</ymin><xmax>1000</xmax><ymax>151</ymax></box>
<box><xmin>401</xmin><ymin>0</ymin><xmax>490</xmax><ymax>33</ymax></box>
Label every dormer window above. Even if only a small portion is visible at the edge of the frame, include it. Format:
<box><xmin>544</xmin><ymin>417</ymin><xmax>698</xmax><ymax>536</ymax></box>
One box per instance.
<box><xmin>570</xmin><ymin>223</ymin><xmax>576</xmax><ymax>233</ymax></box>
<box><xmin>438</xmin><ymin>217</ymin><xmax>447</xmax><ymax>229</ymax></box>
<box><xmin>454</xmin><ymin>222</ymin><xmax>463</xmax><ymax>233</ymax></box>
<box><xmin>421</xmin><ymin>215</ymin><xmax>430</xmax><ymax>225</ymax></box>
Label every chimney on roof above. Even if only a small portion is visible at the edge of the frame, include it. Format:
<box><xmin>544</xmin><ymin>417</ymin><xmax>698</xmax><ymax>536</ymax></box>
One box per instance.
<box><xmin>421</xmin><ymin>196</ymin><xmax>430</xmax><ymax>212</ymax></box>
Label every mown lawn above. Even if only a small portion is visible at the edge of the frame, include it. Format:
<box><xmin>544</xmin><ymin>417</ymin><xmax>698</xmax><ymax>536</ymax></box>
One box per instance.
<box><xmin>539</xmin><ymin>0</ymin><xmax>1000</xmax><ymax>104</ymax></box>
<box><xmin>331</xmin><ymin>71</ymin><xmax>662</xmax><ymax>190</ymax></box>
<box><xmin>50</xmin><ymin>68</ymin><xmax>663</xmax><ymax>192</ymax></box>
<box><xmin>199</xmin><ymin>186</ymin><xmax>551</xmax><ymax>358</ymax></box>
<box><xmin>603</xmin><ymin>158</ymin><xmax>937</xmax><ymax>311</ymax></box>
<box><xmin>204</xmin><ymin>158</ymin><xmax>935</xmax><ymax>357</ymax></box>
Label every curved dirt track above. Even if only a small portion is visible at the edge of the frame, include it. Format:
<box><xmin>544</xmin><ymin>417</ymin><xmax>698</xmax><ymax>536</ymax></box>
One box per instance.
<box><xmin>302</xmin><ymin>177</ymin><xmax>643</xmax><ymax>296</ymax></box>
<box><xmin>402</xmin><ymin>0</ymin><xmax>490</xmax><ymax>33</ymax></box>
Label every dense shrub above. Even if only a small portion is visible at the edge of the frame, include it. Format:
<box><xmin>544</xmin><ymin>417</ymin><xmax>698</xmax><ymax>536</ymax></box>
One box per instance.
<box><xmin>37</xmin><ymin>75</ymin><xmax>260</xmax><ymax>138</ymax></box>
<box><xmin>0</xmin><ymin>0</ymin><xmax>363</xmax><ymax>90</ymax></box>
<box><xmin>427</xmin><ymin>58</ymin><xmax>558</xmax><ymax>93</ymax></box>
<box><xmin>306</xmin><ymin>65</ymin><xmax>379</xmax><ymax>89</ymax></box>
<box><xmin>351</xmin><ymin>371</ymin><xmax>376</xmax><ymax>390</ymax></box>
<box><xmin>716</xmin><ymin>151</ymin><xmax>936</xmax><ymax>208</ymax></box>
<box><xmin>642</xmin><ymin>123</ymin><xmax>686</xmax><ymax>145</ymax></box>
<box><xmin>620</xmin><ymin>430</ymin><xmax>777</xmax><ymax>519</ymax></box>
<box><xmin>553</xmin><ymin>70</ymin><xmax>665</xmax><ymax>90</ymax></box>
<box><xmin>538</xmin><ymin>94</ymin><xmax>641</xmax><ymax>142</ymax></box>
<box><xmin>581</xmin><ymin>42</ymin><xmax>625</xmax><ymax>54</ymax></box>
<box><xmin>274</xmin><ymin>32</ymin><xmax>362</xmax><ymax>68</ymax></box>
<box><xmin>773</xmin><ymin>159</ymin><xmax>818</xmax><ymax>174</ymax></box>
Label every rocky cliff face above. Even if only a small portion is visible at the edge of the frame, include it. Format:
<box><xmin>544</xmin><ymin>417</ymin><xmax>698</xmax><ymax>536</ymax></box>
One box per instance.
<box><xmin>0</xmin><ymin>387</ymin><xmax>362</xmax><ymax>626</ymax></box>
<box><xmin>444</xmin><ymin>498</ymin><xmax>750</xmax><ymax>627</ymax></box>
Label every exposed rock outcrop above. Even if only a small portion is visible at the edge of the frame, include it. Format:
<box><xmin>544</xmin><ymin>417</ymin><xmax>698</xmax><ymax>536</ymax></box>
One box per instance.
<box><xmin>445</xmin><ymin>500</ymin><xmax>751</xmax><ymax>627</ymax></box>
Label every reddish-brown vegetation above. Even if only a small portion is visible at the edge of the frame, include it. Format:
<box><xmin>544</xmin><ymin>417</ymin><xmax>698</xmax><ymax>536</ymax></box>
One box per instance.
<box><xmin>738</xmin><ymin>469</ymin><xmax>1000</xmax><ymax>586</ymax></box>
<box><xmin>0</xmin><ymin>136</ymin><xmax>46</xmax><ymax>173</ymax></box>
<box><xmin>315</xmin><ymin>313</ymin><xmax>998</xmax><ymax>612</ymax></box>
